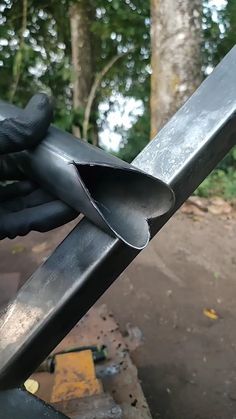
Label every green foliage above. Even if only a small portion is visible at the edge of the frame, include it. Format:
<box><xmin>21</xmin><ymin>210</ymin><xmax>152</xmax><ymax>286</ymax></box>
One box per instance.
<box><xmin>203</xmin><ymin>0</ymin><xmax>236</xmax><ymax>67</ymax></box>
<box><xmin>95</xmin><ymin>0</ymin><xmax>150</xmax><ymax>97</ymax></box>
<box><xmin>196</xmin><ymin>165</ymin><xmax>236</xmax><ymax>200</ymax></box>
<box><xmin>0</xmin><ymin>0</ymin><xmax>72</xmax><ymax>113</ymax></box>
<box><xmin>0</xmin><ymin>0</ymin><xmax>150</xmax><ymax>132</ymax></box>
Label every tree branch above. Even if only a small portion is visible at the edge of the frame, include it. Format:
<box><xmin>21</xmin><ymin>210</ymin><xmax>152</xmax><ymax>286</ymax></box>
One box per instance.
<box><xmin>9</xmin><ymin>0</ymin><xmax>28</xmax><ymax>101</ymax></box>
<box><xmin>82</xmin><ymin>52</ymin><xmax>127</xmax><ymax>141</ymax></box>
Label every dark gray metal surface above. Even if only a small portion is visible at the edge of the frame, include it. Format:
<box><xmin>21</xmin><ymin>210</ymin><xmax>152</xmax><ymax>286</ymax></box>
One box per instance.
<box><xmin>0</xmin><ymin>388</ymin><xmax>68</xmax><ymax>418</ymax></box>
<box><xmin>0</xmin><ymin>103</ymin><xmax>174</xmax><ymax>249</ymax></box>
<box><xmin>0</xmin><ymin>46</ymin><xmax>235</xmax><ymax>390</ymax></box>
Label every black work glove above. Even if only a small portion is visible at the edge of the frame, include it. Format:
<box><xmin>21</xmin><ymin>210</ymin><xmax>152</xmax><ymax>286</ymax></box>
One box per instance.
<box><xmin>0</xmin><ymin>93</ymin><xmax>77</xmax><ymax>240</ymax></box>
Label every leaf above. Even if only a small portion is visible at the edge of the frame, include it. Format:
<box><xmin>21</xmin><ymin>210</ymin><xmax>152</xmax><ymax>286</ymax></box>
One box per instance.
<box><xmin>24</xmin><ymin>379</ymin><xmax>39</xmax><ymax>394</ymax></box>
<box><xmin>203</xmin><ymin>308</ymin><xmax>219</xmax><ymax>320</ymax></box>
<box><xmin>112</xmin><ymin>0</ymin><xmax>120</xmax><ymax>10</ymax></box>
<box><xmin>11</xmin><ymin>244</ymin><xmax>26</xmax><ymax>254</ymax></box>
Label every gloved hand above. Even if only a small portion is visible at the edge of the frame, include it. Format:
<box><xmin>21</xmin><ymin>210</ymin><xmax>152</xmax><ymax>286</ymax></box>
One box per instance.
<box><xmin>0</xmin><ymin>93</ymin><xmax>77</xmax><ymax>240</ymax></box>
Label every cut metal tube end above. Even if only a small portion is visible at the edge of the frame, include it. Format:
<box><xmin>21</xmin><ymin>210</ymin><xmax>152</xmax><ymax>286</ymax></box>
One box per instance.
<box><xmin>73</xmin><ymin>162</ymin><xmax>175</xmax><ymax>249</ymax></box>
<box><xmin>0</xmin><ymin>101</ymin><xmax>175</xmax><ymax>249</ymax></box>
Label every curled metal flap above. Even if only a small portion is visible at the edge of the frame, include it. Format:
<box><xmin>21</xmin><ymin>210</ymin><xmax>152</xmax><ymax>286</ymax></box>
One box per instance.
<box><xmin>0</xmin><ymin>101</ymin><xmax>175</xmax><ymax>249</ymax></box>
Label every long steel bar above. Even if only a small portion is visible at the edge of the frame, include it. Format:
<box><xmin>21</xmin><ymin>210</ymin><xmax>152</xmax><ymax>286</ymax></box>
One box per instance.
<box><xmin>0</xmin><ymin>47</ymin><xmax>235</xmax><ymax>389</ymax></box>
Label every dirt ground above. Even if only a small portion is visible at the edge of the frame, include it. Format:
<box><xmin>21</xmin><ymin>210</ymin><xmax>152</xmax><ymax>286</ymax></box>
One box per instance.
<box><xmin>0</xmin><ymin>211</ymin><xmax>236</xmax><ymax>419</ymax></box>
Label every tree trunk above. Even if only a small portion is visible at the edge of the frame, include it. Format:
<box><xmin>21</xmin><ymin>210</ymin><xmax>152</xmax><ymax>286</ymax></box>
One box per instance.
<box><xmin>69</xmin><ymin>1</ymin><xmax>94</xmax><ymax>139</ymax></box>
<box><xmin>150</xmin><ymin>0</ymin><xmax>202</xmax><ymax>138</ymax></box>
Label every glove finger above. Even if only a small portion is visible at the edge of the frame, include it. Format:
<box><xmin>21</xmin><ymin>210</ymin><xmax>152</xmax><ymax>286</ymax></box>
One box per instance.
<box><xmin>1</xmin><ymin>187</ymin><xmax>53</xmax><ymax>211</ymax></box>
<box><xmin>0</xmin><ymin>154</ymin><xmax>25</xmax><ymax>181</ymax></box>
<box><xmin>0</xmin><ymin>93</ymin><xmax>53</xmax><ymax>154</ymax></box>
<box><xmin>0</xmin><ymin>181</ymin><xmax>35</xmax><ymax>202</ymax></box>
<box><xmin>0</xmin><ymin>201</ymin><xmax>78</xmax><ymax>240</ymax></box>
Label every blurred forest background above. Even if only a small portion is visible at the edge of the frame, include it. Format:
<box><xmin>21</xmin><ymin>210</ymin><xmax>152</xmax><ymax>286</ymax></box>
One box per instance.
<box><xmin>0</xmin><ymin>0</ymin><xmax>235</xmax><ymax>198</ymax></box>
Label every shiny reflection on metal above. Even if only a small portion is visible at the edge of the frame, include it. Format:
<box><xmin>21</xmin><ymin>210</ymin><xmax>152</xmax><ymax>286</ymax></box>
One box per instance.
<box><xmin>0</xmin><ymin>102</ymin><xmax>174</xmax><ymax>249</ymax></box>
<box><xmin>0</xmin><ymin>46</ymin><xmax>236</xmax><ymax>390</ymax></box>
